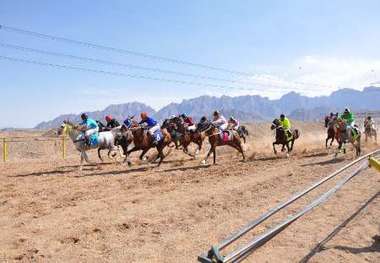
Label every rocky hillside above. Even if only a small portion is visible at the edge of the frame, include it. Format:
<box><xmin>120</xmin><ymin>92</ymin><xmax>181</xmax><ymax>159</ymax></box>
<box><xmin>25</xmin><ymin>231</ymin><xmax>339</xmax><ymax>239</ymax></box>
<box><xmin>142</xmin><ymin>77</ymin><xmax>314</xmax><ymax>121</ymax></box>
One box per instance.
<box><xmin>35</xmin><ymin>87</ymin><xmax>380</xmax><ymax>128</ymax></box>
<box><xmin>35</xmin><ymin>102</ymin><xmax>156</xmax><ymax>129</ymax></box>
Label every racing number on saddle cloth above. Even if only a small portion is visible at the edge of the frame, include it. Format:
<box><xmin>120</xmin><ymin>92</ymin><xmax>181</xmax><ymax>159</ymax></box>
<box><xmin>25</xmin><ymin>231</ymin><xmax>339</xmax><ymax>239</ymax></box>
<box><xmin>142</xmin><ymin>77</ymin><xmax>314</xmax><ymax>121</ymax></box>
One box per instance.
<box><xmin>153</xmin><ymin>130</ymin><xmax>163</xmax><ymax>142</ymax></box>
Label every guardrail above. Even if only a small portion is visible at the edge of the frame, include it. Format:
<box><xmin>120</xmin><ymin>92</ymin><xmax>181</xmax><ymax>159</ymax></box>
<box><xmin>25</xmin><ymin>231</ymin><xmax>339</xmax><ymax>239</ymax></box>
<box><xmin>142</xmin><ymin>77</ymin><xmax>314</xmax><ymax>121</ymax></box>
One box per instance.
<box><xmin>1</xmin><ymin>136</ymin><xmax>67</xmax><ymax>162</ymax></box>
<box><xmin>198</xmin><ymin>149</ymin><xmax>380</xmax><ymax>263</ymax></box>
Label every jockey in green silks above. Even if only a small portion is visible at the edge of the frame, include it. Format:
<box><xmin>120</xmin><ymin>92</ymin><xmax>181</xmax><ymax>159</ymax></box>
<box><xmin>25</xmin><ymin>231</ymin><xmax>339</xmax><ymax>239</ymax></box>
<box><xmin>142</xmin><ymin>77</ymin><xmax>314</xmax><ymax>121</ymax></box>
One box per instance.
<box><xmin>339</xmin><ymin>108</ymin><xmax>357</xmax><ymax>141</ymax></box>
<box><xmin>280</xmin><ymin>114</ymin><xmax>292</xmax><ymax>140</ymax></box>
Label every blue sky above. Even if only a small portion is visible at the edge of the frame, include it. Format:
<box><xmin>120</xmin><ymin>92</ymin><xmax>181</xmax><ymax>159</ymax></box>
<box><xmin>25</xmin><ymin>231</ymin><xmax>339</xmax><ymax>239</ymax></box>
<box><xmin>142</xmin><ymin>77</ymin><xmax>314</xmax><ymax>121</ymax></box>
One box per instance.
<box><xmin>1</xmin><ymin>0</ymin><xmax>380</xmax><ymax>128</ymax></box>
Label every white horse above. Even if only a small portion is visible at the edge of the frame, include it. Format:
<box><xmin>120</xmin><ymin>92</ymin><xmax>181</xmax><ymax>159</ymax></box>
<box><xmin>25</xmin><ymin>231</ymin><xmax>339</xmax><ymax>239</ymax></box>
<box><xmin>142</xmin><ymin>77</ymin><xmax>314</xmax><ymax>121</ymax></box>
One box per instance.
<box><xmin>58</xmin><ymin>121</ymin><xmax>121</xmax><ymax>170</ymax></box>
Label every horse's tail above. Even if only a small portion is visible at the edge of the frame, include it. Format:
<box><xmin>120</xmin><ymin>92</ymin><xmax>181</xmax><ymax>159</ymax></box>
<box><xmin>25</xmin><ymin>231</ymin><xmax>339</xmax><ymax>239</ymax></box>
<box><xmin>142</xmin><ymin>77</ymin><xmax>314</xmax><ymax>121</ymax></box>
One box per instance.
<box><xmin>294</xmin><ymin>129</ymin><xmax>300</xmax><ymax>139</ymax></box>
<box><xmin>242</xmin><ymin>126</ymin><xmax>249</xmax><ymax>136</ymax></box>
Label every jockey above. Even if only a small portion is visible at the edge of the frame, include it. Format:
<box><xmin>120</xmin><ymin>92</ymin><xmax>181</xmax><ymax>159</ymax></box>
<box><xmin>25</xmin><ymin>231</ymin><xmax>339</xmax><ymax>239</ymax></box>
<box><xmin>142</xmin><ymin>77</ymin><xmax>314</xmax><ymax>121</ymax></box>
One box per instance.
<box><xmin>340</xmin><ymin>108</ymin><xmax>356</xmax><ymax>139</ymax></box>
<box><xmin>180</xmin><ymin>113</ymin><xmax>196</xmax><ymax>132</ymax></box>
<box><xmin>280</xmin><ymin>114</ymin><xmax>292</xmax><ymax>138</ymax></box>
<box><xmin>212</xmin><ymin>111</ymin><xmax>228</xmax><ymax>131</ymax></box>
<box><xmin>105</xmin><ymin>115</ymin><xmax>120</xmax><ymax>129</ymax></box>
<box><xmin>228</xmin><ymin>116</ymin><xmax>240</xmax><ymax>130</ymax></box>
<box><xmin>139</xmin><ymin>112</ymin><xmax>161</xmax><ymax>145</ymax></box>
<box><xmin>365</xmin><ymin>116</ymin><xmax>375</xmax><ymax>129</ymax></box>
<box><xmin>80</xmin><ymin>113</ymin><xmax>99</xmax><ymax>145</ymax></box>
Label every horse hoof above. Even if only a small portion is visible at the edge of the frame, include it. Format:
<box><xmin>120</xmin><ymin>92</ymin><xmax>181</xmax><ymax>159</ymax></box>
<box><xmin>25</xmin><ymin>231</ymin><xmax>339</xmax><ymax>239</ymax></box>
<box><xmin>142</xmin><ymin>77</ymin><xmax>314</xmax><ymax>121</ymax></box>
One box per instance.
<box><xmin>201</xmin><ymin>160</ymin><xmax>207</xmax><ymax>165</ymax></box>
<box><xmin>286</xmin><ymin>153</ymin><xmax>290</xmax><ymax>158</ymax></box>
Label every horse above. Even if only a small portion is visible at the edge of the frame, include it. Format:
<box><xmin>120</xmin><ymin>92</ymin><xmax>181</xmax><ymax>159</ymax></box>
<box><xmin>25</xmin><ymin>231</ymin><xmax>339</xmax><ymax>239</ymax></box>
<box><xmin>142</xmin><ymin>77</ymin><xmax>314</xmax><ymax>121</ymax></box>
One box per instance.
<box><xmin>227</xmin><ymin>123</ymin><xmax>249</xmax><ymax>143</ymax></box>
<box><xmin>57</xmin><ymin>121</ymin><xmax>121</xmax><ymax>170</ymax></box>
<box><xmin>120</xmin><ymin>117</ymin><xmax>172</xmax><ymax>167</ymax></box>
<box><xmin>270</xmin><ymin>119</ymin><xmax>300</xmax><ymax>156</ymax></box>
<box><xmin>334</xmin><ymin>119</ymin><xmax>361</xmax><ymax>157</ymax></box>
<box><xmin>364</xmin><ymin>120</ymin><xmax>377</xmax><ymax>143</ymax></box>
<box><xmin>325</xmin><ymin>116</ymin><xmax>337</xmax><ymax>148</ymax></box>
<box><xmin>197</xmin><ymin>120</ymin><xmax>245</xmax><ymax>165</ymax></box>
<box><xmin>164</xmin><ymin>116</ymin><xmax>205</xmax><ymax>158</ymax></box>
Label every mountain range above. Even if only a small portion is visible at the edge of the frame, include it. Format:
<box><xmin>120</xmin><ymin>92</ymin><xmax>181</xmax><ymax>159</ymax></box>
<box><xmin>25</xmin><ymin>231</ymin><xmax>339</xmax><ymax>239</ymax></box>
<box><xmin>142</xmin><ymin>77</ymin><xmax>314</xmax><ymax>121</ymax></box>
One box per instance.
<box><xmin>35</xmin><ymin>86</ymin><xmax>380</xmax><ymax>129</ymax></box>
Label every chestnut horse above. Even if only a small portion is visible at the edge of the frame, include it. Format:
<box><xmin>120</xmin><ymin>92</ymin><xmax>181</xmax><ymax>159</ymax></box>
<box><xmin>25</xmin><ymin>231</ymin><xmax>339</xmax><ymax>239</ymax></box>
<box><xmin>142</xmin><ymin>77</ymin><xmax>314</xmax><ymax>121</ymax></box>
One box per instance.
<box><xmin>197</xmin><ymin>121</ymin><xmax>245</xmax><ymax>165</ymax></box>
<box><xmin>325</xmin><ymin>116</ymin><xmax>337</xmax><ymax>148</ymax></box>
<box><xmin>163</xmin><ymin>116</ymin><xmax>205</xmax><ymax>158</ymax></box>
<box><xmin>120</xmin><ymin>117</ymin><xmax>172</xmax><ymax>166</ymax></box>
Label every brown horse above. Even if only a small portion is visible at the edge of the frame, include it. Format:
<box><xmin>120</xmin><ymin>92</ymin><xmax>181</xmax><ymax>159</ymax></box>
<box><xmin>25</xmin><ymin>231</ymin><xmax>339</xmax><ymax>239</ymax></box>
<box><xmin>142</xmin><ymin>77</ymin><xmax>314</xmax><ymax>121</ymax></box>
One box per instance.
<box><xmin>120</xmin><ymin>117</ymin><xmax>172</xmax><ymax>166</ymax></box>
<box><xmin>271</xmin><ymin>119</ymin><xmax>300</xmax><ymax>156</ymax></box>
<box><xmin>197</xmin><ymin>121</ymin><xmax>245</xmax><ymax>165</ymax></box>
<box><xmin>164</xmin><ymin>116</ymin><xmax>205</xmax><ymax>158</ymax></box>
<box><xmin>325</xmin><ymin>116</ymin><xmax>337</xmax><ymax>148</ymax></box>
<box><xmin>334</xmin><ymin>119</ymin><xmax>361</xmax><ymax>157</ymax></box>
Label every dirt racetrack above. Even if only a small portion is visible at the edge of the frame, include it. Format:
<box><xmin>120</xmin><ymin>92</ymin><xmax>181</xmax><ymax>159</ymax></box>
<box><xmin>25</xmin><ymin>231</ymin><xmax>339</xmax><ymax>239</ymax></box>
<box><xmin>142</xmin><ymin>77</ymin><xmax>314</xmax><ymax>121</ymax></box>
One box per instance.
<box><xmin>0</xmin><ymin>122</ymin><xmax>379</xmax><ymax>262</ymax></box>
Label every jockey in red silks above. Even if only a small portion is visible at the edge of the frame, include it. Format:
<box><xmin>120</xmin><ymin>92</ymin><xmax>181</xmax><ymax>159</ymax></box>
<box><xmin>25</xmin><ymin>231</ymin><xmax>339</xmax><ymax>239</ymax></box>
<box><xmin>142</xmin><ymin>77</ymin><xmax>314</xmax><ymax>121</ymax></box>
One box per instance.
<box><xmin>105</xmin><ymin>115</ymin><xmax>120</xmax><ymax>129</ymax></box>
<box><xmin>180</xmin><ymin>113</ymin><xmax>196</xmax><ymax>132</ymax></box>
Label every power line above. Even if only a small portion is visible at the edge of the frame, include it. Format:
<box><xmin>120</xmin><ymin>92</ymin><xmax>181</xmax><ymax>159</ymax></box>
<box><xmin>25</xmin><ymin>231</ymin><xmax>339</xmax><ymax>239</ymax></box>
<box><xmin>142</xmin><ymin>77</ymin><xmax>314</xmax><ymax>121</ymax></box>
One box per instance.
<box><xmin>0</xmin><ymin>24</ymin><xmax>252</xmax><ymax>76</ymax></box>
<box><xmin>0</xmin><ymin>24</ymin><xmax>333</xmax><ymax>90</ymax></box>
<box><xmin>0</xmin><ymin>42</ymin><xmax>322</xmax><ymax>91</ymax></box>
<box><xmin>0</xmin><ymin>54</ymin><xmax>298</xmax><ymax>92</ymax></box>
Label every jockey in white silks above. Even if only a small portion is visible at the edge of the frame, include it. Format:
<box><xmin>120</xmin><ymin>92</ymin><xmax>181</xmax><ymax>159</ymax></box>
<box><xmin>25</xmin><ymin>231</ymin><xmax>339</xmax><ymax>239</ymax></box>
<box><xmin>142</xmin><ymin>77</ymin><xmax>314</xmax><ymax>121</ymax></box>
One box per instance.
<box><xmin>212</xmin><ymin>111</ymin><xmax>228</xmax><ymax>131</ymax></box>
<box><xmin>228</xmin><ymin>116</ymin><xmax>240</xmax><ymax>130</ymax></box>
<box><xmin>80</xmin><ymin>113</ymin><xmax>99</xmax><ymax>145</ymax></box>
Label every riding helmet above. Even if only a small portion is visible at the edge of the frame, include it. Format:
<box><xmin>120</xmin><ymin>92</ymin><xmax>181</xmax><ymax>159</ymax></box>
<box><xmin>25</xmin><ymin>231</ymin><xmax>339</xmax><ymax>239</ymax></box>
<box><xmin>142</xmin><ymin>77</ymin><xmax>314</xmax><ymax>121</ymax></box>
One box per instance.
<box><xmin>81</xmin><ymin>113</ymin><xmax>88</xmax><ymax>120</ymax></box>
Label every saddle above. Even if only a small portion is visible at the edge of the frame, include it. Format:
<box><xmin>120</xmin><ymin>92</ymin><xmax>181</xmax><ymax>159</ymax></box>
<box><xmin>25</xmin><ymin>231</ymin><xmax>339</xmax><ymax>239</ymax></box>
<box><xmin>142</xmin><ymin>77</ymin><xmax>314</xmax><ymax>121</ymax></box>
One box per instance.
<box><xmin>219</xmin><ymin>130</ymin><xmax>233</xmax><ymax>142</ymax></box>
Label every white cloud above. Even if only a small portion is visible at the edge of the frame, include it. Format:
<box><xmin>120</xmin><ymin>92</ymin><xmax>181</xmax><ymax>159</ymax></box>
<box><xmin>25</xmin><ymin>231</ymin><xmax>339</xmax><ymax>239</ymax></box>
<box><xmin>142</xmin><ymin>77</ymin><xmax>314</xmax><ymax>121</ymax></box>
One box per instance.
<box><xmin>212</xmin><ymin>56</ymin><xmax>380</xmax><ymax>99</ymax></box>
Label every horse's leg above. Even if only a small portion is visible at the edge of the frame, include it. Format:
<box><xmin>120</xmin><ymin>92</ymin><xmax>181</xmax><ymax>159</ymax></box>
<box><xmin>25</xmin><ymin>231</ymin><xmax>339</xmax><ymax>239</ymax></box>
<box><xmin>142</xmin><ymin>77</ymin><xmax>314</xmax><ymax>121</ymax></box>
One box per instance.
<box><xmin>98</xmin><ymin>148</ymin><xmax>104</xmax><ymax>162</ymax></box>
<box><xmin>273</xmin><ymin>142</ymin><xmax>277</xmax><ymax>155</ymax></box>
<box><xmin>285</xmin><ymin>143</ymin><xmax>291</xmax><ymax>157</ymax></box>
<box><xmin>80</xmin><ymin>151</ymin><xmax>84</xmax><ymax>171</ymax></box>
<box><xmin>325</xmin><ymin>137</ymin><xmax>329</xmax><ymax>148</ymax></box>
<box><xmin>230</xmin><ymin>142</ymin><xmax>245</xmax><ymax>161</ymax></box>
<box><xmin>139</xmin><ymin>148</ymin><xmax>149</xmax><ymax>161</ymax></box>
<box><xmin>213</xmin><ymin>147</ymin><xmax>216</xmax><ymax>165</ymax></box>
<box><xmin>83</xmin><ymin>151</ymin><xmax>91</xmax><ymax>164</ymax></box>
<box><xmin>203</xmin><ymin>146</ymin><xmax>214</xmax><ymax>164</ymax></box>
<box><xmin>157</xmin><ymin>147</ymin><xmax>166</xmax><ymax>167</ymax></box>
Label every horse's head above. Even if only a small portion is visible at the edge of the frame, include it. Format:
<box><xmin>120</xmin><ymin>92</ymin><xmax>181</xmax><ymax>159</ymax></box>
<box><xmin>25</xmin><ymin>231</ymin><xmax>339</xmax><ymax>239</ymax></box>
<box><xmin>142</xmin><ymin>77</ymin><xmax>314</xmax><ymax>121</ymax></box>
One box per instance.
<box><xmin>196</xmin><ymin>120</ymin><xmax>214</xmax><ymax>135</ymax></box>
<box><xmin>57</xmin><ymin>120</ymin><xmax>75</xmax><ymax>136</ymax></box>
<box><xmin>271</xmin><ymin>119</ymin><xmax>281</xmax><ymax>130</ymax></box>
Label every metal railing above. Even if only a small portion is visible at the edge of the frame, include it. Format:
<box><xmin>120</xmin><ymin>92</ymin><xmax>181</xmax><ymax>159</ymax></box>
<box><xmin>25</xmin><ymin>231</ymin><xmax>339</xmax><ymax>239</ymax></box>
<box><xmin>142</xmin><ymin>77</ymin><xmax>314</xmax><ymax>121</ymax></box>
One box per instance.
<box><xmin>198</xmin><ymin>149</ymin><xmax>380</xmax><ymax>263</ymax></box>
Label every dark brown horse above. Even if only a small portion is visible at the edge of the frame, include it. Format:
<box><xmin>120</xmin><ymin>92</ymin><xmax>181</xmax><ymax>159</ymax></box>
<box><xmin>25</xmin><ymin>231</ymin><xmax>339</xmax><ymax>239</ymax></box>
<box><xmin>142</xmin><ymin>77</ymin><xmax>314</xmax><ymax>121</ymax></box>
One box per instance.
<box><xmin>120</xmin><ymin>117</ymin><xmax>172</xmax><ymax>166</ymax></box>
<box><xmin>271</xmin><ymin>119</ymin><xmax>300</xmax><ymax>156</ymax></box>
<box><xmin>164</xmin><ymin>116</ymin><xmax>205</xmax><ymax>158</ymax></box>
<box><xmin>197</xmin><ymin>121</ymin><xmax>245</xmax><ymax>165</ymax></box>
<box><xmin>334</xmin><ymin>119</ymin><xmax>361</xmax><ymax>157</ymax></box>
<box><xmin>325</xmin><ymin>116</ymin><xmax>337</xmax><ymax>148</ymax></box>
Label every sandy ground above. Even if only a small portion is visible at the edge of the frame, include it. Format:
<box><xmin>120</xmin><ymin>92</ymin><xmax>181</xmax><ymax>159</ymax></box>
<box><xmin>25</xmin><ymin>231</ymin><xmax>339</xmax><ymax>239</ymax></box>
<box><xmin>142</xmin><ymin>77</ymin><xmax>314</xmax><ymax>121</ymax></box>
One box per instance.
<box><xmin>0</xmin><ymin>123</ymin><xmax>379</xmax><ymax>263</ymax></box>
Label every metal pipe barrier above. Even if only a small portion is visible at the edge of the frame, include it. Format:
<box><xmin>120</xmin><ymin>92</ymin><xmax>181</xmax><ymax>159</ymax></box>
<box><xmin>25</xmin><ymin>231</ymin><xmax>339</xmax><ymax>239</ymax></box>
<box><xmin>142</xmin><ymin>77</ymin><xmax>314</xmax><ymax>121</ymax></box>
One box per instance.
<box><xmin>1</xmin><ymin>136</ymin><xmax>66</xmax><ymax>162</ymax></box>
<box><xmin>198</xmin><ymin>149</ymin><xmax>380</xmax><ymax>263</ymax></box>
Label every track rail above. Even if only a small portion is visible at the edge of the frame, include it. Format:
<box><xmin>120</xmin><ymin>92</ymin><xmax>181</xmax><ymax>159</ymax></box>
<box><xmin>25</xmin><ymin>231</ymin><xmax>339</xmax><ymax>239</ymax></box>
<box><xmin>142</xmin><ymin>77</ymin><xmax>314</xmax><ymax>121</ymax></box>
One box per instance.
<box><xmin>198</xmin><ymin>149</ymin><xmax>380</xmax><ymax>263</ymax></box>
